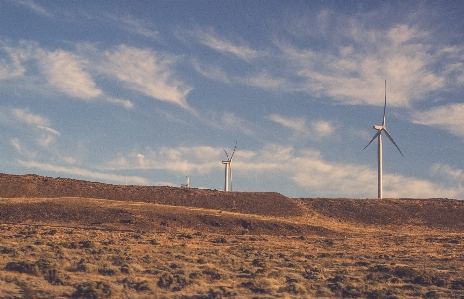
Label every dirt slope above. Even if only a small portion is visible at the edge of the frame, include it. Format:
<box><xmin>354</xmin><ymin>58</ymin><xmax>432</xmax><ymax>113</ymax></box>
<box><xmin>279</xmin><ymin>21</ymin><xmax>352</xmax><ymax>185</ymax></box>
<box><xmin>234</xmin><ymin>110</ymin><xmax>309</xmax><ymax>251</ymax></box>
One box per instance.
<box><xmin>301</xmin><ymin>197</ymin><xmax>464</xmax><ymax>230</ymax></box>
<box><xmin>0</xmin><ymin>173</ymin><xmax>302</xmax><ymax>217</ymax></box>
<box><xmin>1</xmin><ymin>173</ymin><xmax>464</xmax><ymax>233</ymax></box>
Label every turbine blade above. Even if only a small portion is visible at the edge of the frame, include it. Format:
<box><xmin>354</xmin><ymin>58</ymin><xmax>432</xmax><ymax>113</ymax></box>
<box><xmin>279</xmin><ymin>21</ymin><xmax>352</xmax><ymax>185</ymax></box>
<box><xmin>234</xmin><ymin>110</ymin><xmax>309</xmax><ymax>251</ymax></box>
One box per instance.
<box><xmin>383</xmin><ymin>129</ymin><xmax>403</xmax><ymax>156</ymax></box>
<box><xmin>223</xmin><ymin>149</ymin><xmax>229</xmax><ymax>159</ymax></box>
<box><xmin>230</xmin><ymin>141</ymin><xmax>237</xmax><ymax>160</ymax></box>
<box><xmin>363</xmin><ymin>131</ymin><xmax>381</xmax><ymax>150</ymax></box>
<box><xmin>382</xmin><ymin>80</ymin><xmax>386</xmax><ymax>127</ymax></box>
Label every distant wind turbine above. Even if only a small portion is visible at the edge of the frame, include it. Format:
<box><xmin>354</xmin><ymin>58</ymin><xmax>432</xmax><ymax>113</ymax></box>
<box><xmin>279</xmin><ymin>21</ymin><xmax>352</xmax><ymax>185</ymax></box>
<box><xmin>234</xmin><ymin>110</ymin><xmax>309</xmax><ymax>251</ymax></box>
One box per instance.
<box><xmin>222</xmin><ymin>142</ymin><xmax>237</xmax><ymax>192</ymax></box>
<box><xmin>364</xmin><ymin>80</ymin><xmax>403</xmax><ymax>199</ymax></box>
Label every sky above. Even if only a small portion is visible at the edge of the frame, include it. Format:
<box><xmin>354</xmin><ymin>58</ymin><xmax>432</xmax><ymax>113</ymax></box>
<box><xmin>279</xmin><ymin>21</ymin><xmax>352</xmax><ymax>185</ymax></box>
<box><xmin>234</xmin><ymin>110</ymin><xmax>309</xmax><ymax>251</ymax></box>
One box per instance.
<box><xmin>1</xmin><ymin>0</ymin><xmax>464</xmax><ymax>199</ymax></box>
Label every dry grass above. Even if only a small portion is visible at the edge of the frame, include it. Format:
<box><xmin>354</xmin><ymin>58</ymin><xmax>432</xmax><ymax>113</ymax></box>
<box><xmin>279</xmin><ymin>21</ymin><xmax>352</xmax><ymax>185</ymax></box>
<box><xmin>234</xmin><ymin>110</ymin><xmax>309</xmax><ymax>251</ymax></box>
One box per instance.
<box><xmin>0</xmin><ymin>173</ymin><xmax>463</xmax><ymax>298</ymax></box>
<box><xmin>0</xmin><ymin>216</ymin><xmax>463</xmax><ymax>298</ymax></box>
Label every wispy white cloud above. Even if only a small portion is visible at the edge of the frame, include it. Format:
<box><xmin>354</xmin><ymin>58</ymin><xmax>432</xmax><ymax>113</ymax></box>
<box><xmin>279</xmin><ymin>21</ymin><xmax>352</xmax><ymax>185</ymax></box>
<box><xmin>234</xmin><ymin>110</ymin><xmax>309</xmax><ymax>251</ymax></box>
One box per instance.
<box><xmin>10</xmin><ymin>138</ymin><xmax>36</xmax><ymax>158</ymax></box>
<box><xmin>191</xmin><ymin>59</ymin><xmax>231</xmax><ymax>83</ymax></box>
<box><xmin>412</xmin><ymin>103</ymin><xmax>464</xmax><ymax>136</ymax></box>
<box><xmin>18</xmin><ymin>160</ymin><xmax>149</xmax><ymax>185</ymax></box>
<box><xmin>276</xmin><ymin>22</ymin><xmax>447</xmax><ymax>107</ymax></box>
<box><xmin>103</xmin><ymin>96</ymin><xmax>134</xmax><ymax>109</ymax></box>
<box><xmin>0</xmin><ymin>44</ymin><xmax>28</xmax><ymax>79</ymax></box>
<box><xmin>190</xmin><ymin>13</ymin><xmax>461</xmax><ymax>109</ymax></box>
<box><xmin>11</xmin><ymin>107</ymin><xmax>50</xmax><ymax>127</ymax></box>
<box><xmin>102</xmin><ymin>45</ymin><xmax>194</xmax><ymax>113</ymax></box>
<box><xmin>268</xmin><ymin>114</ymin><xmax>306</xmax><ymax>133</ymax></box>
<box><xmin>106</xmin><ymin>14</ymin><xmax>158</xmax><ymax>38</ymax></box>
<box><xmin>221</xmin><ymin>112</ymin><xmax>254</xmax><ymax>135</ymax></box>
<box><xmin>104</xmin><ymin>146</ymin><xmax>222</xmax><ymax>174</ymax></box>
<box><xmin>430</xmin><ymin>163</ymin><xmax>464</xmax><ymax>185</ymax></box>
<box><xmin>14</xmin><ymin>0</ymin><xmax>53</xmax><ymax>17</ymax></box>
<box><xmin>38</xmin><ymin>49</ymin><xmax>102</xmax><ymax>100</ymax></box>
<box><xmin>192</xmin><ymin>29</ymin><xmax>262</xmax><ymax>61</ymax></box>
<box><xmin>103</xmin><ymin>143</ymin><xmax>459</xmax><ymax>198</ymax></box>
<box><xmin>268</xmin><ymin>114</ymin><xmax>336</xmax><ymax>139</ymax></box>
<box><xmin>5</xmin><ymin>107</ymin><xmax>59</xmax><ymax>149</ymax></box>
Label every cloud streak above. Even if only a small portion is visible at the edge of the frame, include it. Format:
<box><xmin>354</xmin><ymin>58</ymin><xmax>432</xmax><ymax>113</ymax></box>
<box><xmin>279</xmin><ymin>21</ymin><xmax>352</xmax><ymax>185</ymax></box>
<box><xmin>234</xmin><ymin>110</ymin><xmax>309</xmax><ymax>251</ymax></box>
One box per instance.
<box><xmin>103</xmin><ymin>143</ymin><xmax>458</xmax><ymax>198</ymax></box>
<box><xmin>18</xmin><ymin>160</ymin><xmax>148</xmax><ymax>185</ymax></box>
<box><xmin>102</xmin><ymin>45</ymin><xmax>195</xmax><ymax>112</ymax></box>
<box><xmin>412</xmin><ymin>103</ymin><xmax>464</xmax><ymax>136</ymax></box>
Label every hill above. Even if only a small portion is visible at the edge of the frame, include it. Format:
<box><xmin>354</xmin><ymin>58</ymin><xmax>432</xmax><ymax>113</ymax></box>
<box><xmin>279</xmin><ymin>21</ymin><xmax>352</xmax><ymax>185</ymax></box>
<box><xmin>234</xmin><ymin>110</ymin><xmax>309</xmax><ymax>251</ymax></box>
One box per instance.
<box><xmin>1</xmin><ymin>173</ymin><xmax>463</xmax><ymax>232</ymax></box>
<box><xmin>1</xmin><ymin>173</ymin><xmax>464</xmax><ymax>298</ymax></box>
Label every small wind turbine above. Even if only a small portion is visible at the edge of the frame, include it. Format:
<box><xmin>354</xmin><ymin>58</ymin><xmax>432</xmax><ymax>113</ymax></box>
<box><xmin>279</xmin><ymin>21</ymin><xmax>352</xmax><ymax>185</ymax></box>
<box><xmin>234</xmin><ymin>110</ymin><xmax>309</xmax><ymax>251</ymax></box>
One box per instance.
<box><xmin>222</xmin><ymin>142</ymin><xmax>237</xmax><ymax>192</ymax></box>
<box><xmin>364</xmin><ymin>80</ymin><xmax>403</xmax><ymax>199</ymax></box>
<box><xmin>181</xmin><ymin>175</ymin><xmax>190</xmax><ymax>188</ymax></box>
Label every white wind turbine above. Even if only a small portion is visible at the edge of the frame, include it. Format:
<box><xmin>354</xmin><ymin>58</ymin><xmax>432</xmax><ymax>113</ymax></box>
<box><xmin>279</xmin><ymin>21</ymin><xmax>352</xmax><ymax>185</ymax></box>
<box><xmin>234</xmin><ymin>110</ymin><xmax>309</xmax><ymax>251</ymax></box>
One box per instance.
<box><xmin>222</xmin><ymin>142</ymin><xmax>236</xmax><ymax>192</ymax></box>
<box><xmin>364</xmin><ymin>80</ymin><xmax>403</xmax><ymax>199</ymax></box>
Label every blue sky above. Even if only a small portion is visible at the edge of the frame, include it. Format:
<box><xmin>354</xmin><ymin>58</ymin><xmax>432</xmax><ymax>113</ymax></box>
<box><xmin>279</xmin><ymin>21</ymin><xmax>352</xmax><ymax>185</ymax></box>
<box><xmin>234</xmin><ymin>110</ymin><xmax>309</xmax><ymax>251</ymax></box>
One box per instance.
<box><xmin>1</xmin><ymin>0</ymin><xmax>464</xmax><ymax>199</ymax></box>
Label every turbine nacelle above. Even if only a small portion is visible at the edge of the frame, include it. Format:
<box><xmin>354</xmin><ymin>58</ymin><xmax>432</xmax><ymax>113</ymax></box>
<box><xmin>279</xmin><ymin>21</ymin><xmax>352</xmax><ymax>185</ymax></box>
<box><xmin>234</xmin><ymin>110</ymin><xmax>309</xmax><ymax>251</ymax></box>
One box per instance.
<box><xmin>373</xmin><ymin>125</ymin><xmax>383</xmax><ymax>130</ymax></box>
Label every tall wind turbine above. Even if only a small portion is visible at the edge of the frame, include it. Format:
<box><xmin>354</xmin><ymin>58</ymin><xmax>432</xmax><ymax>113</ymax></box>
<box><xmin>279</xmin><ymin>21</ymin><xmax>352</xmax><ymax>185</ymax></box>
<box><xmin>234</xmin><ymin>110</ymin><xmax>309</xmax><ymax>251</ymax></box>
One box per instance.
<box><xmin>222</xmin><ymin>142</ymin><xmax>236</xmax><ymax>192</ymax></box>
<box><xmin>364</xmin><ymin>80</ymin><xmax>403</xmax><ymax>199</ymax></box>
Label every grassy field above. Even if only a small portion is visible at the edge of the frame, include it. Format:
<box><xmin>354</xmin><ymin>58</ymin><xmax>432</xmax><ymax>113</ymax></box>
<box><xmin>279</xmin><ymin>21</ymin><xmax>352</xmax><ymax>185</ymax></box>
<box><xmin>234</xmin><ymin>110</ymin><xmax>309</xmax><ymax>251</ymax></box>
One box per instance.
<box><xmin>0</xmin><ymin>199</ymin><xmax>464</xmax><ymax>298</ymax></box>
<box><xmin>0</xmin><ymin>174</ymin><xmax>463</xmax><ymax>298</ymax></box>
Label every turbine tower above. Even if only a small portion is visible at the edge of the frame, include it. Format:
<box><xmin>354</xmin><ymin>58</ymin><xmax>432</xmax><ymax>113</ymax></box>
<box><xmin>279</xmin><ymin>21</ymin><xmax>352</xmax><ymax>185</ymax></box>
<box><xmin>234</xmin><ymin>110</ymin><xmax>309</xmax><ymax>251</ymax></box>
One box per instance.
<box><xmin>222</xmin><ymin>142</ymin><xmax>236</xmax><ymax>192</ymax></box>
<box><xmin>364</xmin><ymin>80</ymin><xmax>403</xmax><ymax>199</ymax></box>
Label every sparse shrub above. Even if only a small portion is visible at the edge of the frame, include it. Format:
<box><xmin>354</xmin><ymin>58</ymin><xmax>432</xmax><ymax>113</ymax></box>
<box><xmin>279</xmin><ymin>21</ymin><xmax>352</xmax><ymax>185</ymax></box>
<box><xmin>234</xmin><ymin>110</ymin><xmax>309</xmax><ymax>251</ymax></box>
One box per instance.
<box><xmin>207</xmin><ymin>286</ymin><xmax>237</xmax><ymax>298</ymax></box>
<box><xmin>392</xmin><ymin>266</ymin><xmax>418</xmax><ymax>278</ymax></box>
<box><xmin>5</xmin><ymin>260</ymin><xmax>40</xmax><ymax>275</ymax></box>
<box><xmin>59</xmin><ymin>241</ymin><xmax>78</xmax><ymax>249</ymax></box>
<box><xmin>189</xmin><ymin>271</ymin><xmax>203</xmax><ymax>279</ymax></box>
<box><xmin>342</xmin><ymin>284</ymin><xmax>363</xmax><ymax>297</ymax></box>
<box><xmin>316</xmin><ymin>286</ymin><xmax>332</xmax><ymax>297</ymax></box>
<box><xmin>202</xmin><ymin>266</ymin><xmax>226</xmax><ymax>280</ymax></box>
<box><xmin>98</xmin><ymin>264</ymin><xmax>119</xmax><ymax>276</ymax></box>
<box><xmin>158</xmin><ymin>272</ymin><xmax>191</xmax><ymax>291</ymax></box>
<box><xmin>267</xmin><ymin>269</ymin><xmax>281</xmax><ymax>278</ymax></box>
<box><xmin>210</xmin><ymin>237</ymin><xmax>227</xmax><ymax>244</ymax></box>
<box><xmin>0</xmin><ymin>246</ymin><xmax>16</xmax><ymax>254</ymax></box>
<box><xmin>324</xmin><ymin>239</ymin><xmax>334</xmax><ymax>246</ymax></box>
<box><xmin>119</xmin><ymin>277</ymin><xmax>152</xmax><ymax>291</ymax></box>
<box><xmin>197</xmin><ymin>257</ymin><xmax>207</xmax><ymax>264</ymax></box>
<box><xmin>240</xmin><ymin>279</ymin><xmax>273</xmax><ymax>294</ymax></box>
<box><xmin>302</xmin><ymin>267</ymin><xmax>324</xmax><ymax>280</ymax></box>
<box><xmin>76</xmin><ymin>259</ymin><xmax>96</xmax><ymax>273</ymax></box>
<box><xmin>451</xmin><ymin>279</ymin><xmax>464</xmax><ymax>290</ymax></box>
<box><xmin>355</xmin><ymin>261</ymin><xmax>370</xmax><ymax>266</ymax></box>
<box><xmin>370</xmin><ymin>265</ymin><xmax>391</xmax><ymax>273</ymax></box>
<box><xmin>424</xmin><ymin>290</ymin><xmax>439</xmax><ymax>299</ymax></box>
<box><xmin>251</xmin><ymin>258</ymin><xmax>267</xmax><ymax>268</ymax></box>
<box><xmin>79</xmin><ymin>240</ymin><xmax>96</xmax><ymax>249</ymax></box>
<box><xmin>43</xmin><ymin>268</ymin><xmax>68</xmax><ymax>285</ymax></box>
<box><xmin>278</xmin><ymin>283</ymin><xmax>307</xmax><ymax>295</ymax></box>
<box><xmin>366</xmin><ymin>289</ymin><xmax>386</xmax><ymax>299</ymax></box>
<box><xmin>413</xmin><ymin>274</ymin><xmax>433</xmax><ymax>286</ymax></box>
<box><xmin>72</xmin><ymin>281</ymin><xmax>114</xmax><ymax>299</ymax></box>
